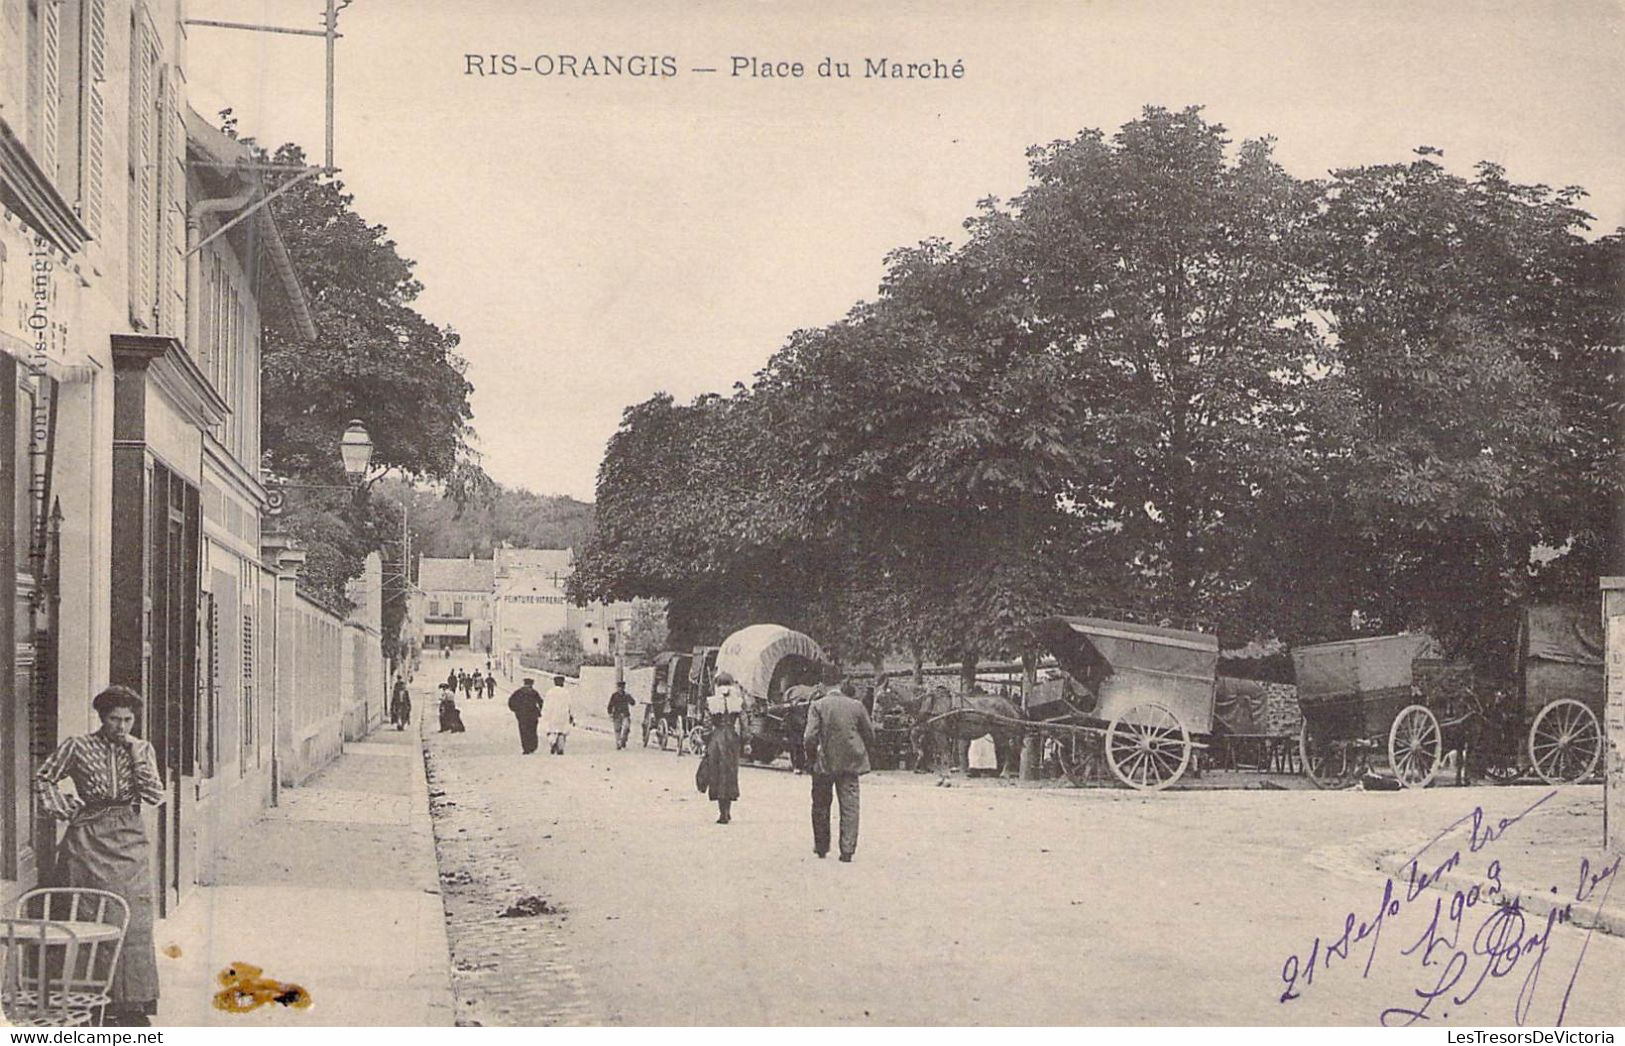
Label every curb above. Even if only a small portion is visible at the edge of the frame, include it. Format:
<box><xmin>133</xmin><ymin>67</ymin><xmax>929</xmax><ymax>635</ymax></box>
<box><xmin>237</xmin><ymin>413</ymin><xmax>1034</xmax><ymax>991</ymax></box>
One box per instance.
<box><xmin>1374</xmin><ymin>852</ymin><xmax>1625</xmax><ymax>940</ymax></box>
<box><xmin>406</xmin><ymin>712</ymin><xmax>459</xmax><ymax>1026</ymax></box>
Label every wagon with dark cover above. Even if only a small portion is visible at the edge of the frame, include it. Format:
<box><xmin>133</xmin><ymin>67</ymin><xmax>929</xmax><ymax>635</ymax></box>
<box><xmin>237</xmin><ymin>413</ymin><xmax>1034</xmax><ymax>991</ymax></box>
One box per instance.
<box><xmin>643</xmin><ymin>650</ymin><xmax>695</xmax><ymax>750</ymax></box>
<box><xmin>1026</xmin><ymin>614</ymin><xmax>1221</xmax><ymax>791</ymax></box>
<box><xmin>1466</xmin><ymin>605</ymin><xmax>1605</xmax><ymax>785</ymax></box>
<box><xmin>1292</xmin><ymin>632</ymin><xmax>1458</xmax><ymax>789</ymax></box>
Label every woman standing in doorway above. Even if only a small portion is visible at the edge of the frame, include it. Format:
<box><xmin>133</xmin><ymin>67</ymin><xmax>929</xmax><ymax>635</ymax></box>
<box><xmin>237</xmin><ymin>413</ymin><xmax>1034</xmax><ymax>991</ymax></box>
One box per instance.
<box><xmin>34</xmin><ymin>686</ymin><xmax>164</xmax><ymax>1025</ymax></box>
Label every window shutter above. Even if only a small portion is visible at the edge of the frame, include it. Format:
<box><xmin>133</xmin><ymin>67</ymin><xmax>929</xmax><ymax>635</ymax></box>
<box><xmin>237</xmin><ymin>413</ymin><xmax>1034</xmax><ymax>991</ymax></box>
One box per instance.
<box><xmin>241</xmin><ymin>611</ymin><xmax>254</xmax><ymax>752</ymax></box>
<box><xmin>158</xmin><ymin>64</ymin><xmax>184</xmax><ymax>335</ymax></box>
<box><xmin>39</xmin><ymin>0</ymin><xmax>61</xmax><ymax>174</ymax></box>
<box><xmin>81</xmin><ymin>0</ymin><xmax>107</xmax><ymax>235</ymax></box>
<box><xmin>127</xmin><ymin>10</ymin><xmax>158</xmax><ymax>328</ymax></box>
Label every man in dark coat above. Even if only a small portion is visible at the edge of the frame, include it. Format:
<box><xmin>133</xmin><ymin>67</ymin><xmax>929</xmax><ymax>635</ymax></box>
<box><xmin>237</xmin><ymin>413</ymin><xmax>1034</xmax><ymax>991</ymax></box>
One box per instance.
<box><xmin>607</xmin><ymin>682</ymin><xmax>636</xmax><ymax>749</ymax></box>
<box><xmin>804</xmin><ymin>681</ymin><xmax>876</xmax><ymax>862</ymax></box>
<box><xmin>507</xmin><ymin>677</ymin><xmax>544</xmax><ymax>754</ymax></box>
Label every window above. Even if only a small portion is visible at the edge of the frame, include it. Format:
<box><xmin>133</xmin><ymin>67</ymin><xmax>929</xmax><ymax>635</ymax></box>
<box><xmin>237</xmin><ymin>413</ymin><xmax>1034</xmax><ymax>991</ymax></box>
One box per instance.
<box><xmin>25</xmin><ymin>0</ymin><xmax>62</xmax><ymax>174</ymax></box>
<box><xmin>45</xmin><ymin>0</ymin><xmax>109</xmax><ymax>234</ymax></box>
<box><xmin>452</xmin><ymin>601</ymin><xmax>464</xmax><ymax>618</ymax></box>
<box><xmin>429</xmin><ymin>600</ymin><xmax>441</xmax><ymax>617</ymax></box>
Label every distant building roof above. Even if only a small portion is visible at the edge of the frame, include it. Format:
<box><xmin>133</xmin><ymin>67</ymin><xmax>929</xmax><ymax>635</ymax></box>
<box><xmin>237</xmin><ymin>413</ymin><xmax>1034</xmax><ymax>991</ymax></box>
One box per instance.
<box><xmin>495</xmin><ymin>547</ymin><xmax>574</xmax><ymax>577</ymax></box>
<box><xmin>419</xmin><ymin>557</ymin><xmax>495</xmax><ymax>593</ymax></box>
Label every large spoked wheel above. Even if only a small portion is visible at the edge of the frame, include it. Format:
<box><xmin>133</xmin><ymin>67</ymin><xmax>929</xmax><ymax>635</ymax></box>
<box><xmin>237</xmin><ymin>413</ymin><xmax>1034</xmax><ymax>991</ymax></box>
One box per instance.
<box><xmin>1388</xmin><ymin>704</ymin><xmax>1443</xmax><ymax>789</ymax></box>
<box><xmin>641</xmin><ymin>712</ymin><xmax>654</xmax><ymax>748</ymax></box>
<box><xmin>1299</xmin><ymin>720</ymin><xmax>1359</xmax><ymax>790</ymax></box>
<box><xmin>1104</xmin><ymin>703</ymin><xmax>1190</xmax><ymax>791</ymax></box>
<box><xmin>1528</xmin><ymin>699</ymin><xmax>1602</xmax><ymax>785</ymax></box>
<box><xmin>685</xmin><ymin>724</ymin><xmax>707</xmax><ymax>757</ymax></box>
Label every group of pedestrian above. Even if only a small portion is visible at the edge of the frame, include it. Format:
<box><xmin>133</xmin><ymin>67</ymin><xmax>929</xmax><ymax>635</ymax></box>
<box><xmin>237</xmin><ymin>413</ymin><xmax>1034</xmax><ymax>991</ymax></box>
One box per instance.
<box><xmin>507</xmin><ymin>675</ymin><xmax>575</xmax><ymax>754</ymax></box>
<box><xmin>499</xmin><ymin>664</ymin><xmax>875</xmax><ymax>862</ymax></box>
<box><xmin>448</xmin><ymin>667</ymin><xmax>497</xmax><ymax>701</ymax></box>
<box><xmin>694</xmin><ymin>672</ymin><xmax>874</xmax><ymax>862</ymax></box>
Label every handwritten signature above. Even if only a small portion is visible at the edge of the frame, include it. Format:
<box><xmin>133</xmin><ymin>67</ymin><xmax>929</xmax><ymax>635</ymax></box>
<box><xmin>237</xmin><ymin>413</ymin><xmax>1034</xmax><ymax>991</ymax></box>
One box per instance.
<box><xmin>1277</xmin><ymin>789</ymin><xmax>1621</xmax><ymax>1026</ymax></box>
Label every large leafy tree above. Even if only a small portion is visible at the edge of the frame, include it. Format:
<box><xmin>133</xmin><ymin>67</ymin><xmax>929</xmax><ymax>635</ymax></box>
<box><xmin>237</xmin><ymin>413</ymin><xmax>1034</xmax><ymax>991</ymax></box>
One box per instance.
<box><xmin>261</xmin><ymin>144</ymin><xmax>474</xmax><ymax>485</ymax></box>
<box><xmin>1297</xmin><ymin>152</ymin><xmax>1605</xmax><ymax>657</ymax></box>
<box><xmin>241</xmin><ymin>139</ymin><xmax>479</xmax><ymax>656</ymax></box>
<box><xmin>1003</xmin><ymin>107</ymin><xmax>1324</xmax><ymax>631</ymax></box>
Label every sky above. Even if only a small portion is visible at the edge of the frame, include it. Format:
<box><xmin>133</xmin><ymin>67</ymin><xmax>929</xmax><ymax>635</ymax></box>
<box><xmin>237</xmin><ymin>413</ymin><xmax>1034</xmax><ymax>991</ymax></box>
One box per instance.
<box><xmin>186</xmin><ymin>0</ymin><xmax>1625</xmax><ymax>502</ymax></box>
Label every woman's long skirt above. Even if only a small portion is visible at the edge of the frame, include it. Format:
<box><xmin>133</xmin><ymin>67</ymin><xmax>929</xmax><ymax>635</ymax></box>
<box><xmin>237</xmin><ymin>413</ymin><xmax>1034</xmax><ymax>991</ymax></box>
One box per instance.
<box><xmin>57</xmin><ymin>806</ymin><xmax>160</xmax><ymax>1013</ymax></box>
<box><xmin>705</xmin><ymin>720</ymin><xmax>741</xmax><ymax>802</ymax></box>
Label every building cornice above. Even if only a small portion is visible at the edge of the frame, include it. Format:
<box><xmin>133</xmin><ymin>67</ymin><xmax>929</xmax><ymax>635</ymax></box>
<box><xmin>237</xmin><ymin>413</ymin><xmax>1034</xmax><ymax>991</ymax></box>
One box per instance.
<box><xmin>0</xmin><ymin>116</ymin><xmax>90</xmax><ymax>255</ymax></box>
<box><xmin>202</xmin><ymin>432</ymin><xmax>267</xmax><ymax>506</ymax></box>
<box><xmin>112</xmin><ymin>333</ymin><xmax>230</xmax><ymax>430</ymax></box>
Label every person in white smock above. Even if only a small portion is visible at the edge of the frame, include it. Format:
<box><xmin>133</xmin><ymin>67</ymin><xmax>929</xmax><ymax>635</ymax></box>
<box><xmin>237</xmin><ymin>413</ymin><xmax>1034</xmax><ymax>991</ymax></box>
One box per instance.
<box><xmin>967</xmin><ymin>733</ymin><xmax>998</xmax><ymax>777</ymax></box>
<box><xmin>541</xmin><ymin>674</ymin><xmax>574</xmax><ymax>754</ymax></box>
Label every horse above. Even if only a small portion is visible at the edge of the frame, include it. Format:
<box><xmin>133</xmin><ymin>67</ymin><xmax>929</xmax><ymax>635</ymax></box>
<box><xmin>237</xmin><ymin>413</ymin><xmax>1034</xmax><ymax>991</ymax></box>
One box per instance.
<box><xmin>911</xmin><ymin>686</ymin><xmax>1027</xmax><ymax>781</ymax></box>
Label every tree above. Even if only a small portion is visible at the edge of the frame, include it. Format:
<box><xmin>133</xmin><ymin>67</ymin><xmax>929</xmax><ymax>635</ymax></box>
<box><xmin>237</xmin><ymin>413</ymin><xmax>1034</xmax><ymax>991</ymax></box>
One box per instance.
<box><xmin>536</xmin><ymin>627</ymin><xmax>586</xmax><ymax>672</ymax></box>
<box><xmin>623</xmin><ymin>599</ymin><xmax>670</xmax><ymax>660</ymax></box>
<box><xmin>1002</xmin><ymin>107</ymin><xmax>1324</xmax><ymax>632</ymax></box>
<box><xmin>247</xmin><ymin>143</ymin><xmax>480</xmax><ymax>654</ymax></box>
<box><xmin>261</xmin><ymin>144</ymin><xmax>475</xmax><ymax>485</ymax></box>
<box><xmin>1300</xmin><ymin>152</ymin><xmax>1604</xmax><ymax>657</ymax></box>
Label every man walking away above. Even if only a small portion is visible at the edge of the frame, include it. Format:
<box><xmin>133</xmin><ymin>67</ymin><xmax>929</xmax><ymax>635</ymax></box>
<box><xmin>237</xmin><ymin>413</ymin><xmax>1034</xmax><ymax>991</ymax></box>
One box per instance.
<box><xmin>485</xmin><ymin>671</ymin><xmax>497</xmax><ymax>700</ymax></box>
<box><xmin>607</xmin><ymin>682</ymin><xmax>636</xmax><ymax>749</ymax></box>
<box><xmin>508</xmin><ymin>677</ymin><xmax>544</xmax><ymax>754</ymax></box>
<box><xmin>541</xmin><ymin>675</ymin><xmax>574</xmax><ymax>754</ymax></box>
<box><xmin>804</xmin><ymin>680</ymin><xmax>875</xmax><ymax>862</ymax></box>
<box><xmin>390</xmin><ymin>679</ymin><xmax>412</xmax><ymax>731</ymax></box>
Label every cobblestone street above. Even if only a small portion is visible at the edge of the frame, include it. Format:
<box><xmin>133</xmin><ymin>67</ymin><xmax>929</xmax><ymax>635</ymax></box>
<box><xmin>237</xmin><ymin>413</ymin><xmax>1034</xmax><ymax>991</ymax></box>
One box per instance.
<box><xmin>419</xmin><ymin>659</ymin><xmax>1625</xmax><ymax>1027</ymax></box>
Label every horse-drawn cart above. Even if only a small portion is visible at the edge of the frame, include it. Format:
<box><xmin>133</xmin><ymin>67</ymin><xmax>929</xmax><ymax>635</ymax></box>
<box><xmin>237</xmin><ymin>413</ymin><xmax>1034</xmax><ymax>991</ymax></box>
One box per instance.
<box><xmin>1023</xmin><ymin>615</ymin><xmax>1222</xmax><ymax>791</ymax></box>
<box><xmin>713</xmin><ymin>624</ymin><xmax>833</xmax><ymax>764</ymax></box>
<box><xmin>1292</xmin><ymin>632</ymin><xmax>1464</xmax><ymax>789</ymax></box>
<box><xmin>1465</xmin><ymin>605</ymin><xmax>1606</xmax><ymax>785</ymax></box>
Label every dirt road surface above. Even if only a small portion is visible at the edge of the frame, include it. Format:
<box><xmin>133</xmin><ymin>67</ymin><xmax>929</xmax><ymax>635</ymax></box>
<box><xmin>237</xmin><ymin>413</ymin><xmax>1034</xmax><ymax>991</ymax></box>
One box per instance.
<box><xmin>421</xmin><ymin>659</ymin><xmax>1625</xmax><ymax>1026</ymax></box>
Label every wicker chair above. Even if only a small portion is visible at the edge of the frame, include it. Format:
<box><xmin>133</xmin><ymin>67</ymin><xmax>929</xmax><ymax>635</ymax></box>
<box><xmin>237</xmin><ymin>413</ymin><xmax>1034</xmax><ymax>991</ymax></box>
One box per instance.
<box><xmin>4</xmin><ymin>889</ymin><xmax>130</xmax><ymax>1027</ymax></box>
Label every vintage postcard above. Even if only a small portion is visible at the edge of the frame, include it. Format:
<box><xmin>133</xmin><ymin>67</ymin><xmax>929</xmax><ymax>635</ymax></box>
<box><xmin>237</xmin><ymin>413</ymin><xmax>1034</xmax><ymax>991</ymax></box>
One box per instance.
<box><xmin>1</xmin><ymin>0</ymin><xmax>1623</xmax><ymax>1032</ymax></box>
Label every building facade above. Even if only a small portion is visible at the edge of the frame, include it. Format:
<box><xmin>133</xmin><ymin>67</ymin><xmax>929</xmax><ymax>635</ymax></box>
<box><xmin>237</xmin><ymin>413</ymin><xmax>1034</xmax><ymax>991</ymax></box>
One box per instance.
<box><xmin>416</xmin><ymin>556</ymin><xmax>493</xmax><ymax>652</ymax></box>
<box><xmin>0</xmin><ymin>0</ymin><xmax>385</xmax><ymax>917</ymax></box>
<box><xmin>411</xmin><ymin>546</ymin><xmax>641</xmax><ymax>659</ymax></box>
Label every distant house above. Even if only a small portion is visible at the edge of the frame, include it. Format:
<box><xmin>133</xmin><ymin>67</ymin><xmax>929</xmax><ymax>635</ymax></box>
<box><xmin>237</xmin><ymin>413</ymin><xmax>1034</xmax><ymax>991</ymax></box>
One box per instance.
<box><xmin>409</xmin><ymin>546</ymin><xmax>640</xmax><ymax>657</ymax></box>
<box><xmin>416</xmin><ymin>556</ymin><xmax>495</xmax><ymax>652</ymax></box>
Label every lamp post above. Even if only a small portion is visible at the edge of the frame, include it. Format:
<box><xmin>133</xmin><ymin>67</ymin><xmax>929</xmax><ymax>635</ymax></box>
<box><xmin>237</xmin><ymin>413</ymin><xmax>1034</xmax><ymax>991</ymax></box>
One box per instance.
<box><xmin>614</xmin><ymin>615</ymin><xmax>633</xmax><ymax>686</ymax></box>
<box><xmin>264</xmin><ymin>419</ymin><xmax>373</xmax><ymax>514</ymax></box>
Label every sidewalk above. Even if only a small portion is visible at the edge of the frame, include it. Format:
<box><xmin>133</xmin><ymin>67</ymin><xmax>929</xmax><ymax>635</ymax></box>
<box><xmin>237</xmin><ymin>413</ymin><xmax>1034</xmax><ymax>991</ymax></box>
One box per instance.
<box><xmin>152</xmin><ymin>715</ymin><xmax>454</xmax><ymax>1026</ymax></box>
<box><xmin>1372</xmin><ymin>787</ymin><xmax>1625</xmax><ymax>938</ymax></box>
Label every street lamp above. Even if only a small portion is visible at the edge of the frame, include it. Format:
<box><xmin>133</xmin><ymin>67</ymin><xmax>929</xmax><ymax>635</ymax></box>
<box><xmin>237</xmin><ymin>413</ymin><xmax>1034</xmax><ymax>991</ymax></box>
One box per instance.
<box><xmin>265</xmin><ymin>420</ymin><xmax>373</xmax><ymax>515</ymax></box>
<box><xmin>339</xmin><ymin>419</ymin><xmax>373</xmax><ymax>480</ymax></box>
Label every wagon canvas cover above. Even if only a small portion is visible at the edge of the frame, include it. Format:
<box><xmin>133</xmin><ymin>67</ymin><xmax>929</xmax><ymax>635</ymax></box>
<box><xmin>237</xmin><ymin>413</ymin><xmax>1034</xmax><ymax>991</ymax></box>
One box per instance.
<box><xmin>1520</xmin><ymin>605</ymin><xmax>1603</xmax><ymax>713</ymax></box>
<box><xmin>1032</xmin><ymin>616</ymin><xmax>1218</xmax><ymax>734</ymax></box>
<box><xmin>715</xmin><ymin>624</ymin><xmax>829</xmax><ymax>704</ymax></box>
<box><xmin>1290</xmin><ymin>633</ymin><xmax>1441</xmax><ymax>701</ymax></box>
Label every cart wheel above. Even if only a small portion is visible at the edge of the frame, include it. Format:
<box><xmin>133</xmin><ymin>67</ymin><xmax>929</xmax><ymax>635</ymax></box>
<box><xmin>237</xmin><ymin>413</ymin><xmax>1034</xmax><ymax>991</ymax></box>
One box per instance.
<box><xmin>1052</xmin><ymin>733</ymin><xmax>1095</xmax><ymax>786</ymax></box>
<box><xmin>1527</xmin><ymin>699</ymin><xmax>1602</xmax><ymax>785</ymax></box>
<box><xmin>1388</xmin><ymin>704</ymin><xmax>1442</xmax><ymax>789</ymax></box>
<box><xmin>1105</xmin><ymin>703</ymin><xmax>1190</xmax><ymax>791</ymax></box>
<box><xmin>641</xmin><ymin>715</ymin><xmax>653</xmax><ymax>748</ymax></box>
<box><xmin>1299</xmin><ymin>720</ymin><xmax>1359</xmax><ymax>790</ymax></box>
